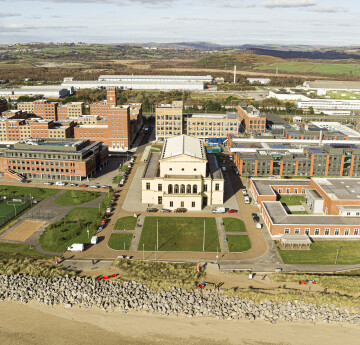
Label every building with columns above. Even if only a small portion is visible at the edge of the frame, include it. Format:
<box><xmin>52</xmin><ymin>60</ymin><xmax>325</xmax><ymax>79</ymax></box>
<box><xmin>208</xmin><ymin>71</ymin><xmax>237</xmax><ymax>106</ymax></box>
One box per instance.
<box><xmin>142</xmin><ymin>135</ymin><xmax>224</xmax><ymax>210</ymax></box>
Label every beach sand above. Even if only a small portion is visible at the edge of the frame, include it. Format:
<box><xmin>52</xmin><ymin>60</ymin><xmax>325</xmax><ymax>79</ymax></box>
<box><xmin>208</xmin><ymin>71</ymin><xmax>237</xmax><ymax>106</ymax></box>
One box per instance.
<box><xmin>1</xmin><ymin>301</ymin><xmax>359</xmax><ymax>345</ymax></box>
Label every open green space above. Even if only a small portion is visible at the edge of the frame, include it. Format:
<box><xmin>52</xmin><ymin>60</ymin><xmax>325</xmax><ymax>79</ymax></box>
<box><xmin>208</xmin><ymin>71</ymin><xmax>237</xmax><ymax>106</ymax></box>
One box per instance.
<box><xmin>54</xmin><ymin>190</ymin><xmax>101</xmax><ymax>206</ymax></box>
<box><xmin>139</xmin><ymin>217</ymin><xmax>220</xmax><ymax>252</ymax></box>
<box><xmin>0</xmin><ymin>242</ymin><xmax>49</xmax><ymax>258</ymax></box>
<box><xmin>278</xmin><ymin>241</ymin><xmax>360</xmax><ymax>265</ymax></box>
<box><xmin>113</xmin><ymin>175</ymin><xmax>122</xmax><ymax>184</ymax></box>
<box><xmin>100</xmin><ymin>192</ymin><xmax>113</xmax><ymax>212</ymax></box>
<box><xmin>108</xmin><ymin>233</ymin><xmax>133</xmax><ymax>250</ymax></box>
<box><xmin>278</xmin><ymin>195</ymin><xmax>305</xmax><ymax>206</ymax></box>
<box><xmin>0</xmin><ymin>185</ymin><xmax>59</xmax><ymax>199</ymax></box>
<box><xmin>227</xmin><ymin>235</ymin><xmax>251</xmax><ymax>252</ymax></box>
<box><xmin>119</xmin><ymin>165</ymin><xmax>129</xmax><ymax>172</ymax></box>
<box><xmin>0</xmin><ymin>200</ymin><xmax>31</xmax><ymax>227</ymax></box>
<box><xmin>38</xmin><ymin>208</ymin><xmax>101</xmax><ymax>252</ymax></box>
<box><xmin>114</xmin><ymin>216</ymin><xmax>137</xmax><ymax>230</ymax></box>
<box><xmin>289</xmin><ymin>210</ymin><xmax>309</xmax><ymax>215</ymax></box>
<box><xmin>223</xmin><ymin>218</ymin><xmax>247</xmax><ymax>233</ymax></box>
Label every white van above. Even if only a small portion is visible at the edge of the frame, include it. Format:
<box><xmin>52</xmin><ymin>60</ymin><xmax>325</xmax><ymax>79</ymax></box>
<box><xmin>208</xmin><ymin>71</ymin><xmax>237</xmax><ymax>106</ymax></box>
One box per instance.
<box><xmin>212</xmin><ymin>207</ymin><xmax>226</xmax><ymax>214</ymax></box>
<box><xmin>256</xmin><ymin>223</ymin><xmax>262</xmax><ymax>229</ymax></box>
<box><xmin>91</xmin><ymin>236</ymin><xmax>98</xmax><ymax>244</ymax></box>
<box><xmin>244</xmin><ymin>195</ymin><xmax>250</xmax><ymax>204</ymax></box>
<box><xmin>55</xmin><ymin>181</ymin><xmax>66</xmax><ymax>186</ymax></box>
<box><xmin>67</xmin><ymin>243</ymin><xmax>84</xmax><ymax>252</ymax></box>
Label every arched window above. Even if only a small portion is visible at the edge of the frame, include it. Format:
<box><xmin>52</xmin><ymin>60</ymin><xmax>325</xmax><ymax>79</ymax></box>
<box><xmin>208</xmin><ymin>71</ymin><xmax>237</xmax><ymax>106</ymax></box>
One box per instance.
<box><xmin>193</xmin><ymin>184</ymin><xmax>197</xmax><ymax>194</ymax></box>
<box><xmin>186</xmin><ymin>184</ymin><xmax>191</xmax><ymax>194</ymax></box>
<box><xmin>180</xmin><ymin>184</ymin><xmax>185</xmax><ymax>193</ymax></box>
<box><xmin>174</xmin><ymin>184</ymin><xmax>179</xmax><ymax>193</ymax></box>
<box><xmin>168</xmin><ymin>184</ymin><xmax>173</xmax><ymax>194</ymax></box>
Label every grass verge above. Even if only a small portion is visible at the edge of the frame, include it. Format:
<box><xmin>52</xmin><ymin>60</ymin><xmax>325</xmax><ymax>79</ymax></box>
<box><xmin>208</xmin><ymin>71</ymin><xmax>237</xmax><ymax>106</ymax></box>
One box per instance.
<box><xmin>0</xmin><ymin>185</ymin><xmax>60</xmax><ymax>199</ymax></box>
<box><xmin>108</xmin><ymin>233</ymin><xmax>133</xmax><ymax>250</ymax></box>
<box><xmin>223</xmin><ymin>218</ymin><xmax>247</xmax><ymax>232</ymax></box>
<box><xmin>54</xmin><ymin>190</ymin><xmax>101</xmax><ymax>206</ymax></box>
<box><xmin>227</xmin><ymin>235</ymin><xmax>251</xmax><ymax>252</ymax></box>
<box><xmin>114</xmin><ymin>216</ymin><xmax>137</xmax><ymax>230</ymax></box>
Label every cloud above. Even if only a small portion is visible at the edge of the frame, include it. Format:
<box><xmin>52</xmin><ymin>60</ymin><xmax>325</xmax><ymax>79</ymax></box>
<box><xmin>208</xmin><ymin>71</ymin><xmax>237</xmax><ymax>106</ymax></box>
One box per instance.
<box><xmin>261</xmin><ymin>0</ymin><xmax>317</xmax><ymax>8</ymax></box>
<box><xmin>0</xmin><ymin>12</ymin><xmax>21</xmax><ymax>17</ymax></box>
<box><xmin>308</xmin><ymin>6</ymin><xmax>348</xmax><ymax>13</ymax></box>
<box><xmin>219</xmin><ymin>1</ymin><xmax>257</xmax><ymax>8</ymax></box>
<box><xmin>0</xmin><ymin>24</ymin><xmax>87</xmax><ymax>32</ymax></box>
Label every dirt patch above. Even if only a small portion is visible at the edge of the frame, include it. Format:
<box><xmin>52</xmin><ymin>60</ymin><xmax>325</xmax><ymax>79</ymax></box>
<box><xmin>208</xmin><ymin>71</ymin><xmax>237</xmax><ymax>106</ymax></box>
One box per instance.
<box><xmin>3</xmin><ymin>220</ymin><xmax>45</xmax><ymax>242</ymax></box>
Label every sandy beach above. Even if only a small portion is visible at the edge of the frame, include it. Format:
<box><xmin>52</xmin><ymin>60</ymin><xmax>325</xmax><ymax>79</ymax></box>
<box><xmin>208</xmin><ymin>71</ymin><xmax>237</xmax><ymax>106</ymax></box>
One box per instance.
<box><xmin>1</xmin><ymin>301</ymin><xmax>359</xmax><ymax>345</ymax></box>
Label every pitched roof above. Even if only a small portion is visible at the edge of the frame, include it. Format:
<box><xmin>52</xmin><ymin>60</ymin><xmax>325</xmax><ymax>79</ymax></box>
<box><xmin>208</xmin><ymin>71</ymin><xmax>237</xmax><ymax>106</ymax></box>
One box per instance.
<box><xmin>161</xmin><ymin>135</ymin><xmax>206</xmax><ymax>160</ymax></box>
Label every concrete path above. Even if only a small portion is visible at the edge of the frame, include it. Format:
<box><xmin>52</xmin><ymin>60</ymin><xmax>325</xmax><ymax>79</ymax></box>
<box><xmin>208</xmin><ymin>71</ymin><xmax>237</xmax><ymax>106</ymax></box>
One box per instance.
<box><xmin>226</xmin><ymin>232</ymin><xmax>249</xmax><ymax>236</ymax></box>
<box><xmin>129</xmin><ymin>216</ymin><xmax>144</xmax><ymax>251</ymax></box>
<box><xmin>215</xmin><ymin>218</ymin><xmax>229</xmax><ymax>253</ymax></box>
<box><xmin>122</xmin><ymin>166</ymin><xmax>147</xmax><ymax>212</ymax></box>
<box><xmin>112</xmin><ymin>230</ymin><xmax>134</xmax><ymax>234</ymax></box>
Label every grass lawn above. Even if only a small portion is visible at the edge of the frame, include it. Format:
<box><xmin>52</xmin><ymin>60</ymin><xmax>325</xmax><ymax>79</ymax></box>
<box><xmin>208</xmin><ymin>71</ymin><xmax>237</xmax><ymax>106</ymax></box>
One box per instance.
<box><xmin>0</xmin><ymin>242</ymin><xmax>49</xmax><ymax>258</ymax></box>
<box><xmin>113</xmin><ymin>175</ymin><xmax>122</xmax><ymax>184</ymax></box>
<box><xmin>227</xmin><ymin>235</ymin><xmax>251</xmax><ymax>252</ymax></box>
<box><xmin>114</xmin><ymin>216</ymin><xmax>137</xmax><ymax>230</ymax></box>
<box><xmin>0</xmin><ymin>185</ymin><xmax>59</xmax><ymax>199</ymax></box>
<box><xmin>223</xmin><ymin>218</ymin><xmax>247</xmax><ymax>232</ymax></box>
<box><xmin>38</xmin><ymin>207</ymin><xmax>102</xmax><ymax>252</ymax></box>
<box><xmin>139</xmin><ymin>217</ymin><xmax>220</xmax><ymax>252</ymax></box>
<box><xmin>54</xmin><ymin>190</ymin><xmax>101</xmax><ymax>206</ymax></box>
<box><xmin>278</xmin><ymin>241</ymin><xmax>360</xmax><ymax>265</ymax></box>
<box><xmin>278</xmin><ymin>195</ymin><xmax>305</xmax><ymax>206</ymax></box>
<box><xmin>0</xmin><ymin>200</ymin><xmax>31</xmax><ymax>228</ymax></box>
<box><xmin>108</xmin><ymin>233</ymin><xmax>133</xmax><ymax>250</ymax></box>
<box><xmin>119</xmin><ymin>165</ymin><xmax>129</xmax><ymax>172</ymax></box>
<box><xmin>289</xmin><ymin>210</ymin><xmax>309</xmax><ymax>215</ymax></box>
<box><xmin>100</xmin><ymin>192</ymin><xmax>113</xmax><ymax>212</ymax></box>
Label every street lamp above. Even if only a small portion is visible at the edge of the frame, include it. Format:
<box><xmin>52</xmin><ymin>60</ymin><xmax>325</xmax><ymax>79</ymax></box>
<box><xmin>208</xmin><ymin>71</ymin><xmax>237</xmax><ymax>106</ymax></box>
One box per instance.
<box><xmin>86</xmin><ymin>223</ymin><xmax>90</xmax><ymax>239</ymax></box>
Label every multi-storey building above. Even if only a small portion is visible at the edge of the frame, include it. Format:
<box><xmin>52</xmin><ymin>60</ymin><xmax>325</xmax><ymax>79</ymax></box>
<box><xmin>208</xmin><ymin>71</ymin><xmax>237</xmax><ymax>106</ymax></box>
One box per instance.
<box><xmin>33</xmin><ymin>100</ymin><xmax>58</xmax><ymax>121</ymax></box>
<box><xmin>0</xmin><ymin>138</ymin><xmax>108</xmax><ymax>182</ymax></box>
<box><xmin>186</xmin><ymin>113</ymin><xmax>239</xmax><ymax>140</ymax></box>
<box><xmin>142</xmin><ymin>135</ymin><xmax>224</xmax><ymax>210</ymax></box>
<box><xmin>237</xmin><ymin>105</ymin><xmax>266</xmax><ymax>134</ymax></box>
<box><xmin>155</xmin><ymin>101</ymin><xmax>183</xmax><ymax>140</ymax></box>
<box><xmin>17</xmin><ymin>102</ymin><xmax>34</xmax><ymax>113</ymax></box>
<box><xmin>250</xmin><ymin>178</ymin><xmax>360</xmax><ymax>238</ymax></box>
<box><xmin>57</xmin><ymin>102</ymin><xmax>84</xmax><ymax>120</ymax></box>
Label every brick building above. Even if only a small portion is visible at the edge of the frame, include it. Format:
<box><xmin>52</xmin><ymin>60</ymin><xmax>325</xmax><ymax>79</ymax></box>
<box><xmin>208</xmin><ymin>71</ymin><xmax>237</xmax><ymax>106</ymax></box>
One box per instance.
<box><xmin>155</xmin><ymin>101</ymin><xmax>183</xmax><ymax>140</ymax></box>
<box><xmin>57</xmin><ymin>102</ymin><xmax>84</xmax><ymax>121</ymax></box>
<box><xmin>0</xmin><ymin>138</ymin><xmax>108</xmax><ymax>182</ymax></box>
<box><xmin>237</xmin><ymin>105</ymin><xmax>266</xmax><ymax>134</ymax></box>
<box><xmin>33</xmin><ymin>100</ymin><xmax>58</xmax><ymax>121</ymax></box>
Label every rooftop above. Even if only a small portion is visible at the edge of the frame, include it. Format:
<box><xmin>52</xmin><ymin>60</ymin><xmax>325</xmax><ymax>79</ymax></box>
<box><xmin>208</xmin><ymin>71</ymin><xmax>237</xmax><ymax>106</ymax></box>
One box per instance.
<box><xmin>252</xmin><ymin>178</ymin><xmax>311</xmax><ymax>196</ymax></box>
<box><xmin>189</xmin><ymin>113</ymin><xmax>238</xmax><ymax>120</ymax></box>
<box><xmin>161</xmin><ymin>135</ymin><xmax>206</xmax><ymax>160</ymax></box>
<box><xmin>306</xmin><ymin>80</ymin><xmax>360</xmax><ymax>90</ymax></box>
<box><xmin>313</xmin><ymin>178</ymin><xmax>360</xmax><ymax>201</ymax></box>
<box><xmin>143</xmin><ymin>152</ymin><xmax>160</xmax><ymax>178</ymax></box>
<box><xmin>98</xmin><ymin>75</ymin><xmax>213</xmax><ymax>81</ymax></box>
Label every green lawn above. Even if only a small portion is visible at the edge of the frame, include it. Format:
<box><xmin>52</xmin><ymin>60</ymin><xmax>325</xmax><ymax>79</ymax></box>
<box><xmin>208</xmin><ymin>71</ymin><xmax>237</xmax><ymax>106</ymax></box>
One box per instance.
<box><xmin>108</xmin><ymin>233</ymin><xmax>133</xmax><ymax>250</ymax></box>
<box><xmin>0</xmin><ymin>200</ymin><xmax>31</xmax><ymax>227</ymax></box>
<box><xmin>113</xmin><ymin>175</ymin><xmax>122</xmax><ymax>184</ymax></box>
<box><xmin>119</xmin><ymin>165</ymin><xmax>128</xmax><ymax>172</ymax></box>
<box><xmin>38</xmin><ymin>208</ymin><xmax>102</xmax><ymax>252</ymax></box>
<box><xmin>139</xmin><ymin>217</ymin><xmax>220</xmax><ymax>252</ymax></box>
<box><xmin>114</xmin><ymin>216</ymin><xmax>137</xmax><ymax>230</ymax></box>
<box><xmin>289</xmin><ymin>210</ymin><xmax>309</xmax><ymax>215</ymax></box>
<box><xmin>227</xmin><ymin>235</ymin><xmax>251</xmax><ymax>252</ymax></box>
<box><xmin>278</xmin><ymin>195</ymin><xmax>305</xmax><ymax>206</ymax></box>
<box><xmin>0</xmin><ymin>242</ymin><xmax>49</xmax><ymax>258</ymax></box>
<box><xmin>54</xmin><ymin>190</ymin><xmax>101</xmax><ymax>206</ymax></box>
<box><xmin>0</xmin><ymin>185</ymin><xmax>59</xmax><ymax>199</ymax></box>
<box><xmin>278</xmin><ymin>241</ymin><xmax>360</xmax><ymax>265</ymax></box>
<box><xmin>100</xmin><ymin>192</ymin><xmax>113</xmax><ymax>212</ymax></box>
<box><xmin>223</xmin><ymin>218</ymin><xmax>247</xmax><ymax>232</ymax></box>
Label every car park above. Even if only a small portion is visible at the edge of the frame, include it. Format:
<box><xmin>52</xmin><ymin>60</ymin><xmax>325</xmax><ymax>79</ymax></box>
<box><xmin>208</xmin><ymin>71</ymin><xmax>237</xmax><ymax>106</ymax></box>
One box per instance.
<box><xmin>174</xmin><ymin>208</ymin><xmax>187</xmax><ymax>213</ymax></box>
<box><xmin>227</xmin><ymin>209</ymin><xmax>238</xmax><ymax>213</ymax></box>
<box><xmin>146</xmin><ymin>207</ymin><xmax>158</xmax><ymax>212</ymax></box>
<box><xmin>160</xmin><ymin>209</ymin><xmax>171</xmax><ymax>213</ymax></box>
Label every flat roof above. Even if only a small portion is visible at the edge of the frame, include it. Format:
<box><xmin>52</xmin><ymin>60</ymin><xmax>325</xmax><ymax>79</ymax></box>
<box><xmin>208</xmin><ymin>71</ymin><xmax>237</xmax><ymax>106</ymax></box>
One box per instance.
<box><xmin>189</xmin><ymin>113</ymin><xmax>238</xmax><ymax>120</ymax></box>
<box><xmin>143</xmin><ymin>152</ymin><xmax>160</xmax><ymax>178</ymax></box>
<box><xmin>306</xmin><ymin>189</ymin><xmax>324</xmax><ymax>200</ymax></box>
<box><xmin>264</xmin><ymin>201</ymin><xmax>360</xmax><ymax>226</ymax></box>
<box><xmin>252</xmin><ymin>178</ymin><xmax>311</xmax><ymax>196</ymax></box>
<box><xmin>313</xmin><ymin>178</ymin><xmax>360</xmax><ymax>201</ymax></box>
<box><xmin>161</xmin><ymin>135</ymin><xmax>206</xmax><ymax>160</ymax></box>
<box><xmin>307</xmin><ymin>80</ymin><xmax>360</xmax><ymax>90</ymax></box>
<box><xmin>98</xmin><ymin>75</ymin><xmax>213</xmax><ymax>81</ymax></box>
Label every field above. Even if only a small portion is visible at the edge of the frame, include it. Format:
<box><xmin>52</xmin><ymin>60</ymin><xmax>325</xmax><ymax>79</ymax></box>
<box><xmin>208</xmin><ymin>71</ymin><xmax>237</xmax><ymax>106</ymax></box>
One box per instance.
<box><xmin>54</xmin><ymin>190</ymin><xmax>101</xmax><ymax>206</ymax></box>
<box><xmin>223</xmin><ymin>218</ymin><xmax>247</xmax><ymax>232</ymax></box>
<box><xmin>138</xmin><ymin>217</ymin><xmax>219</xmax><ymax>252</ymax></box>
<box><xmin>0</xmin><ymin>185</ymin><xmax>59</xmax><ymax>199</ymax></box>
<box><xmin>278</xmin><ymin>240</ymin><xmax>360</xmax><ymax>265</ymax></box>
<box><xmin>38</xmin><ymin>208</ymin><xmax>101</xmax><ymax>252</ymax></box>
<box><xmin>114</xmin><ymin>217</ymin><xmax>137</xmax><ymax>230</ymax></box>
<box><xmin>2</xmin><ymin>220</ymin><xmax>45</xmax><ymax>242</ymax></box>
<box><xmin>278</xmin><ymin>195</ymin><xmax>305</xmax><ymax>206</ymax></box>
<box><xmin>0</xmin><ymin>200</ymin><xmax>31</xmax><ymax>227</ymax></box>
<box><xmin>108</xmin><ymin>234</ymin><xmax>133</xmax><ymax>250</ymax></box>
<box><xmin>0</xmin><ymin>242</ymin><xmax>48</xmax><ymax>258</ymax></box>
<box><xmin>227</xmin><ymin>235</ymin><xmax>251</xmax><ymax>252</ymax></box>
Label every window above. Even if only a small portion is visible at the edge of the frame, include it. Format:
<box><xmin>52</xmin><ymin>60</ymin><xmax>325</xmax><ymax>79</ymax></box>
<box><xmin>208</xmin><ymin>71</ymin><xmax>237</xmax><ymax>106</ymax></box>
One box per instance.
<box><xmin>315</xmin><ymin>228</ymin><xmax>320</xmax><ymax>235</ymax></box>
<box><xmin>215</xmin><ymin>183</ymin><xmax>219</xmax><ymax>191</ymax></box>
<box><xmin>354</xmin><ymin>229</ymin><xmax>359</xmax><ymax>236</ymax></box>
<box><xmin>302</xmin><ymin>189</ymin><xmax>306</xmax><ymax>194</ymax></box>
<box><xmin>158</xmin><ymin>196</ymin><xmax>162</xmax><ymax>204</ymax></box>
<box><xmin>180</xmin><ymin>184</ymin><xmax>185</xmax><ymax>193</ymax></box>
<box><xmin>192</xmin><ymin>202</ymin><xmax>195</xmax><ymax>208</ymax></box>
<box><xmin>174</xmin><ymin>184</ymin><xmax>179</xmax><ymax>193</ymax></box>
<box><xmin>345</xmin><ymin>229</ymin><xmax>350</xmax><ymax>236</ymax></box>
<box><xmin>324</xmin><ymin>229</ymin><xmax>329</xmax><ymax>236</ymax></box>
<box><xmin>193</xmin><ymin>185</ymin><xmax>197</xmax><ymax>194</ymax></box>
<box><xmin>146</xmin><ymin>183</ymin><xmax>150</xmax><ymax>190</ymax></box>
<box><xmin>168</xmin><ymin>184</ymin><xmax>173</xmax><ymax>194</ymax></box>
<box><xmin>158</xmin><ymin>184</ymin><xmax>162</xmax><ymax>192</ymax></box>
<box><xmin>335</xmin><ymin>229</ymin><xmax>340</xmax><ymax>236</ymax></box>
<box><xmin>186</xmin><ymin>184</ymin><xmax>191</xmax><ymax>194</ymax></box>
<box><xmin>181</xmin><ymin>201</ymin><xmax>184</xmax><ymax>207</ymax></box>
<box><xmin>204</xmin><ymin>184</ymin><xmax>208</xmax><ymax>192</ymax></box>
<box><xmin>294</xmin><ymin>189</ymin><xmax>298</xmax><ymax>194</ymax></box>
<box><xmin>305</xmin><ymin>228</ymin><xmax>310</xmax><ymax>235</ymax></box>
<box><xmin>170</xmin><ymin>201</ymin><xmax>173</xmax><ymax>207</ymax></box>
<box><xmin>278</xmin><ymin>188</ymin><xmax>283</xmax><ymax>193</ymax></box>
<box><xmin>347</xmin><ymin>212</ymin><xmax>351</xmax><ymax>216</ymax></box>
<box><xmin>286</xmin><ymin>188</ymin><xmax>290</xmax><ymax>193</ymax></box>
<box><xmin>284</xmin><ymin>228</ymin><xmax>290</xmax><ymax>234</ymax></box>
<box><xmin>169</xmin><ymin>168</ymin><xmax>172</xmax><ymax>171</ymax></box>
<box><xmin>295</xmin><ymin>228</ymin><xmax>300</xmax><ymax>234</ymax></box>
<box><xmin>181</xmin><ymin>168</ymin><xmax>184</xmax><ymax>171</ymax></box>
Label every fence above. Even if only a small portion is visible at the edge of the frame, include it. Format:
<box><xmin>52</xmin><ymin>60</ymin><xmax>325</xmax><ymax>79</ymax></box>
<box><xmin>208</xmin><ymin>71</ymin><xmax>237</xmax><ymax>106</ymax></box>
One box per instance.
<box><xmin>0</xmin><ymin>200</ymin><xmax>31</xmax><ymax>227</ymax></box>
<box><xmin>26</xmin><ymin>210</ymin><xmax>57</xmax><ymax>220</ymax></box>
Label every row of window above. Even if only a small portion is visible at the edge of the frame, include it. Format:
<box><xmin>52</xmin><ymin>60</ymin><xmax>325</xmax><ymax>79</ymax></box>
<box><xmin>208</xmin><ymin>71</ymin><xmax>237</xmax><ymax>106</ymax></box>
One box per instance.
<box><xmin>146</xmin><ymin>183</ymin><xmax>218</xmax><ymax>192</ymax></box>
<box><xmin>285</xmin><ymin>228</ymin><xmax>359</xmax><ymax>236</ymax></box>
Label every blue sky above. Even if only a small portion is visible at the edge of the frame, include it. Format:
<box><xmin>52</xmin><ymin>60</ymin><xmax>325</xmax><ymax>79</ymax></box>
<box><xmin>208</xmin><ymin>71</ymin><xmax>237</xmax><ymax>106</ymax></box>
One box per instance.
<box><xmin>0</xmin><ymin>0</ymin><xmax>358</xmax><ymax>45</ymax></box>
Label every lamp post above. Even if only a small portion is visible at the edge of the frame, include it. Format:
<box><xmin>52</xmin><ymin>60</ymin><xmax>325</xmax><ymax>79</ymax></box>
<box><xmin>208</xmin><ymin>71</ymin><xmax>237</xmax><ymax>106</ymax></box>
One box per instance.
<box><xmin>86</xmin><ymin>223</ymin><xmax>90</xmax><ymax>239</ymax></box>
<box><xmin>13</xmin><ymin>203</ymin><xmax>17</xmax><ymax>217</ymax></box>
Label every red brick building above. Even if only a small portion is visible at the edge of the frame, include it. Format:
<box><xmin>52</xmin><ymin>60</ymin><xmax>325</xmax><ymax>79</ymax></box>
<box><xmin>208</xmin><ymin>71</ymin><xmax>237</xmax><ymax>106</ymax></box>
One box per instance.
<box><xmin>33</xmin><ymin>100</ymin><xmax>58</xmax><ymax>121</ymax></box>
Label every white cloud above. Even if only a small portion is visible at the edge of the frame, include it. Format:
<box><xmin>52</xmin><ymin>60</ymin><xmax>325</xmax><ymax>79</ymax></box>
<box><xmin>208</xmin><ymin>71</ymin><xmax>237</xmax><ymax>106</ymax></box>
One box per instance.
<box><xmin>0</xmin><ymin>12</ymin><xmax>21</xmax><ymax>17</ymax></box>
<box><xmin>0</xmin><ymin>24</ymin><xmax>87</xmax><ymax>32</ymax></box>
<box><xmin>308</xmin><ymin>6</ymin><xmax>348</xmax><ymax>13</ymax></box>
<box><xmin>261</xmin><ymin>0</ymin><xmax>317</xmax><ymax>8</ymax></box>
<box><xmin>220</xmin><ymin>1</ymin><xmax>257</xmax><ymax>8</ymax></box>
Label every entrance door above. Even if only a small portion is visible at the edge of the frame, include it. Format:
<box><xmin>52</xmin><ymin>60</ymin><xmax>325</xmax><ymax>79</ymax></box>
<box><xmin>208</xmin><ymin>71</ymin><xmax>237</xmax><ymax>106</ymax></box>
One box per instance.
<box><xmin>203</xmin><ymin>197</ymin><xmax>208</xmax><ymax>206</ymax></box>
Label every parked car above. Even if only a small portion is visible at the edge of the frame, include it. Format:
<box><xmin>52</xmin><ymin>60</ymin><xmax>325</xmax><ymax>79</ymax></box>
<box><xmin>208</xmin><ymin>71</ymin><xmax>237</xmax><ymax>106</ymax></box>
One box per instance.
<box><xmin>160</xmin><ymin>209</ymin><xmax>171</xmax><ymax>213</ymax></box>
<box><xmin>101</xmin><ymin>185</ymin><xmax>110</xmax><ymax>189</ymax></box>
<box><xmin>242</xmin><ymin>189</ymin><xmax>247</xmax><ymax>195</ymax></box>
<box><xmin>55</xmin><ymin>181</ymin><xmax>66</xmax><ymax>186</ymax></box>
<box><xmin>256</xmin><ymin>223</ymin><xmax>262</xmax><ymax>229</ymax></box>
<box><xmin>70</xmin><ymin>183</ymin><xmax>78</xmax><ymax>186</ymax></box>
<box><xmin>91</xmin><ymin>236</ymin><xmax>98</xmax><ymax>244</ymax></box>
<box><xmin>106</xmin><ymin>207</ymin><xmax>112</xmax><ymax>213</ymax></box>
<box><xmin>252</xmin><ymin>213</ymin><xmax>259</xmax><ymax>222</ymax></box>
<box><xmin>98</xmin><ymin>224</ymin><xmax>104</xmax><ymax>230</ymax></box>
<box><xmin>174</xmin><ymin>208</ymin><xmax>187</xmax><ymax>213</ymax></box>
<box><xmin>90</xmin><ymin>185</ymin><xmax>100</xmax><ymax>189</ymax></box>
<box><xmin>227</xmin><ymin>209</ymin><xmax>238</xmax><ymax>213</ymax></box>
<box><xmin>244</xmin><ymin>195</ymin><xmax>250</xmax><ymax>204</ymax></box>
<box><xmin>43</xmin><ymin>181</ymin><xmax>52</xmax><ymax>185</ymax></box>
<box><xmin>146</xmin><ymin>207</ymin><xmax>158</xmax><ymax>212</ymax></box>
<box><xmin>101</xmin><ymin>219</ymin><xmax>107</xmax><ymax>224</ymax></box>
<box><xmin>79</xmin><ymin>184</ymin><xmax>87</xmax><ymax>188</ymax></box>
<box><xmin>212</xmin><ymin>207</ymin><xmax>226</xmax><ymax>214</ymax></box>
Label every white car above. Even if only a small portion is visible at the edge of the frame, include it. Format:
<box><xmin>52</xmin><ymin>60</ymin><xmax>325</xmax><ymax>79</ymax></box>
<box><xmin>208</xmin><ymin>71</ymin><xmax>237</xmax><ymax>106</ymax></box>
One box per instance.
<box><xmin>90</xmin><ymin>185</ymin><xmax>100</xmax><ymax>189</ymax></box>
<box><xmin>256</xmin><ymin>223</ymin><xmax>262</xmax><ymax>229</ymax></box>
<box><xmin>43</xmin><ymin>181</ymin><xmax>52</xmax><ymax>185</ymax></box>
<box><xmin>244</xmin><ymin>195</ymin><xmax>250</xmax><ymax>204</ymax></box>
<box><xmin>91</xmin><ymin>236</ymin><xmax>98</xmax><ymax>244</ymax></box>
<box><xmin>55</xmin><ymin>181</ymin><xmax>66</xmax><ymax>186</ymax></box>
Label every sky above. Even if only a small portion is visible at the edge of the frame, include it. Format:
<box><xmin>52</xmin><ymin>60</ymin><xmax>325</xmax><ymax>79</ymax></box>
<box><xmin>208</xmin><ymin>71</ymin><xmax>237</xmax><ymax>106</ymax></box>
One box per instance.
<box><xmin>0</xmin><ymin>0</ymin><xmax>358</xmax><ymax>46</ymax></box>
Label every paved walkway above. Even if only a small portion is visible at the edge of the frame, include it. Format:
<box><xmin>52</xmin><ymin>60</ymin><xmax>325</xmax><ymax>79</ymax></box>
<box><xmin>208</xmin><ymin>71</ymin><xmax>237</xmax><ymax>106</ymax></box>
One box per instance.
<box><xmin>226</xmin><ymin>232</ymin><xmax>248</xmax><ymax>236</ymax></box>
<box><xmin>215</xmin><ymin>218</ymin><xmax>229</xmax><ymax>253</ymax></box>
<box><xmin>129</xmin><ymin>216</ymin><xmax>144</xmax><ymax>251</ymax></box>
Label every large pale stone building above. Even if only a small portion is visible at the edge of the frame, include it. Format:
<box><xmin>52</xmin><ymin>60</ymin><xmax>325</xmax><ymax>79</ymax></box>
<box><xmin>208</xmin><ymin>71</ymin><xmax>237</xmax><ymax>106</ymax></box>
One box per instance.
<box><xmin>142</xmin><ymin>135</ymin><xmax>224</xmax><ymax>211</ymax></box>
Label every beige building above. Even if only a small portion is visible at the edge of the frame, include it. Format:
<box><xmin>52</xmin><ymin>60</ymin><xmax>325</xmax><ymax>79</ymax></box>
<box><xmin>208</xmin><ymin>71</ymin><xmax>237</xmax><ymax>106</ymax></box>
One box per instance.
<box><xmin>187</xmin><ymin>113</ymin><xmax>240</xmax><ymax>139</ymax></box>
<box><xmin>17</xmin><ymin>102</ymin><xmax>34</xmax><ymax>113</ymax></box>
<box><xmin>142</xmin><ymin>135</ymin><xmax>224</xmax><ymax>211</ymax></box>
<box><xmin>155</xmin><ymin>101</ymin><xmax>183</xmax><ymax>140</ymax></box>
